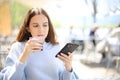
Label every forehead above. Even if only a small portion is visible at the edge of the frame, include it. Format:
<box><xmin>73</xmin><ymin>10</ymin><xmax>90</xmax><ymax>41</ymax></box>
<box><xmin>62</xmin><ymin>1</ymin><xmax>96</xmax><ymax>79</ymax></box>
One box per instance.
<box><xmin>30</xmin><ymin>14</ymin><xmax>48</xmax><ymax>23</ymax></box>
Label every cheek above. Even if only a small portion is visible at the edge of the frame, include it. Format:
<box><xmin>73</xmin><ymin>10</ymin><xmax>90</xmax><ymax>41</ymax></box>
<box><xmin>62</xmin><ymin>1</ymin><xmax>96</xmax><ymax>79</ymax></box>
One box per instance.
<box><xmin>29</xmin><ymin>29</ymin><xmax>38</xmax><ymax>36</ymax></box>
<box><xmin>45</xmin><ymin>29</ymin><xmax>49</xmax><ymax>37</ymax></box>
<box><xmin>43</xmin><ymin>28</ymin><xmax>48</xmax><ymax>37</ymax></box>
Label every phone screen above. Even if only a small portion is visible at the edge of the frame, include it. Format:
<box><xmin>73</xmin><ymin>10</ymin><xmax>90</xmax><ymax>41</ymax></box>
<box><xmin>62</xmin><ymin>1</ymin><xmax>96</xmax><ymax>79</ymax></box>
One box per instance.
<box><xmin>55</xmin><ymin>43</ymin><xmax>79</xmax><ymax>57</ymax></box>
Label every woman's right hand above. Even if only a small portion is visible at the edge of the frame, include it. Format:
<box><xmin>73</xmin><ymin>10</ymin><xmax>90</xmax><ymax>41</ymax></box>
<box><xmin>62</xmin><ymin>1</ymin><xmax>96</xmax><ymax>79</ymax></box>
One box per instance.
<box><xmin>24</xmin><ymin>38</ymin><xmax>43</xmax><ymax>53</ymax></box>
<box><xmin>19</xmin><ymin>38</ymin><xmax>43</xmax><ymax>63</ymax></box>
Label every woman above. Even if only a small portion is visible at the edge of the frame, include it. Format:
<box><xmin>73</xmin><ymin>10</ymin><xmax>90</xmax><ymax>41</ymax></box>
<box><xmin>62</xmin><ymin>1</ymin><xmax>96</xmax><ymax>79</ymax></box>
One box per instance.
<box><xmin>0</xmin><ymin>8</ymin><xmax>78</xmax><ymax>80</ymax></box>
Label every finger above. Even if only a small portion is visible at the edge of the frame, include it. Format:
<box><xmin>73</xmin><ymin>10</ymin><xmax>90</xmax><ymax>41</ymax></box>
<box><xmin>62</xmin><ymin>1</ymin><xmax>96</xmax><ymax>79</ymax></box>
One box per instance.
<box><xmin>68</xmin><ymin>52</ymin><xmax>73</xmax><ymax>59</ymax></box>
<box><xmin>60</xmin><ymin>53</ymin><xmax>70</xmax><ymax>58</ymax></box>
<box><xmin>31</xmin><ymin>42</ymin><xmax>43</xmax><ymax>50</ymax></box>
<box><xmin>58</xmin><ymin>54</ymin><xmax>71</xmax><ymax>63</ymax></box>
<box><xmin>57</xmin><ymin>55</ymin><xmax>68</xmax><ymax>62</ymax></box>
<box><xmin>60</xmin><ymin>53</ymin><xmax>72</xmax><ymax>60</ymax></box>
<box><xmin>33</xmin><ymin>43</ymin><xmax>43</xmax><ymax>47</ymax></box>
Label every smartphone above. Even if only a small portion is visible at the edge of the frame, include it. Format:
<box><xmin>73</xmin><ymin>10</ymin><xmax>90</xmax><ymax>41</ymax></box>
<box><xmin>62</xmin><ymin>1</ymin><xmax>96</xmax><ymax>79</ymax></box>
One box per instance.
<box><xmin>55</xmin><ymin>43</ymin><xmax>79</xmax><ymax>57</ymax></box>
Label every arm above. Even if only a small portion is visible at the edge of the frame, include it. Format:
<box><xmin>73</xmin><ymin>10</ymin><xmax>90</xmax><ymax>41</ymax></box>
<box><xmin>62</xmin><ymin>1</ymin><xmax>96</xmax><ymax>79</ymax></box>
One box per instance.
<box><xmin>0</xmin><ymin>38</ymin><xmax>43</xmax><ymax>80</ymax></box>
<box><xmin>59</xmin><ymin>69</ymin><xmax>79</xmax><ymax>80</ymax></box>
<box><xmin>58</xmin><ymin>53</ymin><xmax>79</xmax><ymax>80</ymax></box>
<box><xmin>0</xmin><ymin>42</ymin><xmax>26</xmax><ymax>80</ymax></box>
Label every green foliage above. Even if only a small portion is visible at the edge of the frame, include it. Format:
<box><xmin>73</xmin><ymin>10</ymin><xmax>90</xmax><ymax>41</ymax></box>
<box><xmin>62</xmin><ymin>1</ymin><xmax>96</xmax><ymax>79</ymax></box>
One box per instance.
<box><xmin>10</xmin><ymin>1</ymin><xmax>29</xmax><ymax>29</ymax></box>
<box><xmin>52</xmin><ymin>20</ymin><xmax>61</xmax><ymax>28</ymax></box>
<box><xmin>49</xmin><ymin>18</ymin><xmax>61</xmax><ymax>28</ymax></box>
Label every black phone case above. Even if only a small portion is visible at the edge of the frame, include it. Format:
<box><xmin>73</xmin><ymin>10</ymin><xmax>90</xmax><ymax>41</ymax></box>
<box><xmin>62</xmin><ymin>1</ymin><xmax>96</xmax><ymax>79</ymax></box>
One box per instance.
<box><xmin>55</xmin><ymin>43</ymin><xmax>79</xmax><ymax>57</ymax></box>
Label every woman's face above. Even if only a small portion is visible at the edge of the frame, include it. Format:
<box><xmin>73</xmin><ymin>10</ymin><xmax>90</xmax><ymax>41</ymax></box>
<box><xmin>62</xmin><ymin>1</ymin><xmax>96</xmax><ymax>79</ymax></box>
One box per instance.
<box><xmin>28</xmin><ymin>14</ymin><xmax>49</xmax><ymax>39</ymax></box>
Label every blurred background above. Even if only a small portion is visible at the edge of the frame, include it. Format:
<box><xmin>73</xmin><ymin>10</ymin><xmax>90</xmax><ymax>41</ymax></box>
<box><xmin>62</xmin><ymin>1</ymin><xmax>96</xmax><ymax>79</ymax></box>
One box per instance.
<box><xmin>0</xmin><ymin>0</ymin><xmax>120</xmax><ymax>80</ymax></box>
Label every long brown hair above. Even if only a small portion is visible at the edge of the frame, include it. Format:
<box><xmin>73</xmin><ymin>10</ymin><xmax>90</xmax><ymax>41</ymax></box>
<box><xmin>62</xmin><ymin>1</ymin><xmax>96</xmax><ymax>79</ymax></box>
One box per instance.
<box><xmin>16</xmin><ymin>8</ymin><xmax>58</xmax><ymax>45</ymax></box>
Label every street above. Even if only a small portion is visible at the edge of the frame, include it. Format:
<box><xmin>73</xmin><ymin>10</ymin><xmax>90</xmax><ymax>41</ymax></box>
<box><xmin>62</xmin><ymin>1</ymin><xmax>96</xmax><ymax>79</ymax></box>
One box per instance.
<box><xmin>72</xmin><ymin>50</ymin><xmax>120</xmax><ymax>80</ymax></box>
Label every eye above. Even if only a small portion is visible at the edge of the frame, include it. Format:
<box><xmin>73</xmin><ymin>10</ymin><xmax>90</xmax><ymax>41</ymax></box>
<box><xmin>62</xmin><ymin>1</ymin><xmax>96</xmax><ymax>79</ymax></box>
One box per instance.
<box><xmin>43</xmin><ymin>22</ymin><xmax>48</xmax><ymax>27</ymax></box>
<box><xmin>33</xmin><ymin>24</ymin><xmax>39</xmax><ymax>27</ymax></box>
<box><xmin>43</xmin><ymin>23</ymin><xmax>48</xmax><ymax>27</ymax></box>
<box><xmin>43</xmin><ymin>24</ymin><xmax>48</xmax><ymax>27</ymax></box>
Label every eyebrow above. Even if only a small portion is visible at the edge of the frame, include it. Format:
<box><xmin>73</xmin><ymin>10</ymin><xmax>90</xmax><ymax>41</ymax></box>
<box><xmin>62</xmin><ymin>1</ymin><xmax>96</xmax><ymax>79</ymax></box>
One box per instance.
<box><xmin>43</xmin><ymin>22</ymin><xmax>48</xmax><ymax>24</ymax></box>
<box><xmin>32</xmin><ymin>22</ymin><xmax>48</xmax><ymax>24</ymax></box>
<box><xmin>32</xmin><ymin>23</ymin><xmax>38</xmax><ymax>25</ymax></box>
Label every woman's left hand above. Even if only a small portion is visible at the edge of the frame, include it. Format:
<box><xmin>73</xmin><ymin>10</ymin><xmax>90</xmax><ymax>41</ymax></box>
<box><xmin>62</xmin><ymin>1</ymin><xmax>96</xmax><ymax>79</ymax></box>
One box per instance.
<box><xmin>57</xmin><ymin>52</ymin><xmax>73</xmax><ymax>72</ymax></box>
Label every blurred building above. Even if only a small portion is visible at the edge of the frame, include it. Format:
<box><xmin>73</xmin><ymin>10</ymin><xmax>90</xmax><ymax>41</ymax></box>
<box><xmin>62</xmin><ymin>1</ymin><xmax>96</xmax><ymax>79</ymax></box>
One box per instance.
<box><xmin>0</xmin><ymin>0</ymin><xmax>12</xmax><ymax>36</ymax></box>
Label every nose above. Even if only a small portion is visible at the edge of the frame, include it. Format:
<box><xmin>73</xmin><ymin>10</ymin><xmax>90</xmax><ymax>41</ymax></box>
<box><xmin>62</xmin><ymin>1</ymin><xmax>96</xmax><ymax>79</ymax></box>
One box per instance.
<box><xmin>38</xmin><ymin>26</ymin><xmax>44</xmax><ymax>36</ymax></box>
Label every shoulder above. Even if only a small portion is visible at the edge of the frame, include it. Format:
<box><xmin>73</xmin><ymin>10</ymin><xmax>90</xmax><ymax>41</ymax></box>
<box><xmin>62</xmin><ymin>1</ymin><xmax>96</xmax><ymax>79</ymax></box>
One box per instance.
<box><xmin>10</xmin><ymin>41</ymin><xmax>26</xmax><ymax>51</ymax></box>
<box><xmin>8</xmin><ymin>41</ymin><xmax>27</xmax><ymax>56</ymax></box>
<box><xmin>11</xmin><ymin>41</ymin><xmax>26</xmax><ymax>48</ymax></box>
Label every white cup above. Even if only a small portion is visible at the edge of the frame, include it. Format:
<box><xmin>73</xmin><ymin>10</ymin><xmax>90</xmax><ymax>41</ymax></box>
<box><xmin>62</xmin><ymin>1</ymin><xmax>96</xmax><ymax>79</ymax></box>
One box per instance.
<box><xmin>29</xmin><ymin>36</ymin><xmax>44</xmax><ymax>52</ymax></box>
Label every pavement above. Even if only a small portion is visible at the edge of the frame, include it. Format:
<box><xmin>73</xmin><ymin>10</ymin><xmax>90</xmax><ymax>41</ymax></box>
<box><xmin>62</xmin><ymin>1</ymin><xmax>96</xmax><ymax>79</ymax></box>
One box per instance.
<box><xmin>72</xmin><ymin>50</ymin><xmax>120</xmax><ymax>80</ymax></box>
